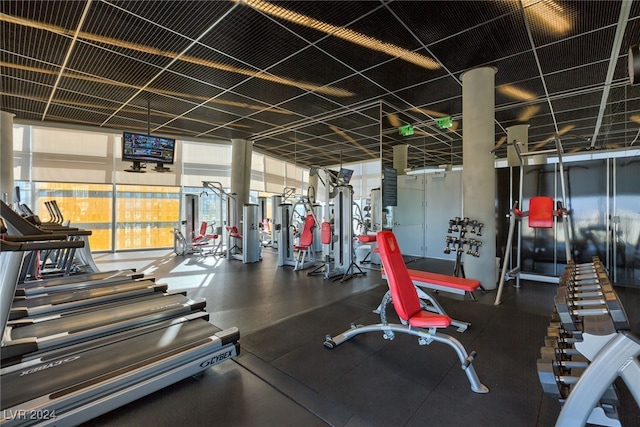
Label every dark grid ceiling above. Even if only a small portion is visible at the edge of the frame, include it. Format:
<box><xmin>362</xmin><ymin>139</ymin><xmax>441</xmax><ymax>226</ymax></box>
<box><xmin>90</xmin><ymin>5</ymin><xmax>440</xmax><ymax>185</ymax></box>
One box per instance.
<box><xmin>2</xmin><ymin>0</ymin><xmax>640</xmax><ymax>169</ymax></box>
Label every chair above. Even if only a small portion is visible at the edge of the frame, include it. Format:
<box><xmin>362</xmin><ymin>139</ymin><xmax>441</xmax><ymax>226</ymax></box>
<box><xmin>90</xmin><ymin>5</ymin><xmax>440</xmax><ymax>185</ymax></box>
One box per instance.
<box><xmin>324</xmin><ymin>231</ymin><xmax>489</xmax><ymax>394</ymax></box>
<box><xmin>293</xmin><ymin>214</ymin><xmax>316</xmax><ymax>270</ymax></box>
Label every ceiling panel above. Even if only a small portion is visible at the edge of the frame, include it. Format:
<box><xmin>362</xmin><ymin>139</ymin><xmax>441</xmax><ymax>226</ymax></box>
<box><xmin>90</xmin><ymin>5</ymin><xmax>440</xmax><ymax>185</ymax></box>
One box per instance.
<box><xmin>2</xmin><ymin>0</ymin><xmax>640</xmax><ymax>168</ymax></box>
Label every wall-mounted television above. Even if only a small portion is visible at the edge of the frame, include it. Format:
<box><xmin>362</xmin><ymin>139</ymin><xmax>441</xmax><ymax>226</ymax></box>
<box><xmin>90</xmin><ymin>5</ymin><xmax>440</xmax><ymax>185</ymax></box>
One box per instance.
<box><xmin>122</xmin><ymin>132</ymin><xmax>175</xmax><ymax>165</ymax></box>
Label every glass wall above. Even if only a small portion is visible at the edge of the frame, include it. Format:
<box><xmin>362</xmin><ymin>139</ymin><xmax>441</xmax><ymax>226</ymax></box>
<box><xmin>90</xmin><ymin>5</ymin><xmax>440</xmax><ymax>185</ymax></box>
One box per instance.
<box><xmin>496</xmin><ymin>151</ymin><xmax>640</xmax><ymax>287</ymax></box>
<box><xmin>35</xmin><ymin>182</ymin><xmax>113</xmax><ymax>251</ymax></box>
<box><xmin>115</xmin><ymin>185</ymin><xmax>179</xmax><ymax>250</ymax></box>
<box><xmin>11</xmin><ymin>123</ymin><xmax>310</xmax><ymax>252</ymax></box>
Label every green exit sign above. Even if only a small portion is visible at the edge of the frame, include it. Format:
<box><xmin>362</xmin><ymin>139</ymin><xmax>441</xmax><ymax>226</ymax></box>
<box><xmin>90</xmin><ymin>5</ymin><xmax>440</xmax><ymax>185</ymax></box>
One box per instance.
<box><xmin>398</xmin><ymin>125</ymin><xmax>414</xmax><ymax>136</ymax></box>
<box><xmin>437</xmin><ymin>117</ymin><xmax>453</xmax><ymax>129</ymax></box>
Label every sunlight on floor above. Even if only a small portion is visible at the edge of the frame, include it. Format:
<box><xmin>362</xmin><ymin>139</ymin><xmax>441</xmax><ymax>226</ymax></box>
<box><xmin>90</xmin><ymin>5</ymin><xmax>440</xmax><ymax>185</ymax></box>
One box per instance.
<box><xmin>159</xmin><ymin>272</ymin><xmax>216</xmax><ymax>291</ymax></box>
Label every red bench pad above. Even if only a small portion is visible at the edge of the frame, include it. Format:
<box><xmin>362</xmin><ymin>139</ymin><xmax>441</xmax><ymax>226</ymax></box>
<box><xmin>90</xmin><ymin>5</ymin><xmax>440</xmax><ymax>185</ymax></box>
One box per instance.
<box><xmin>358</xmin><ymin>235</ymin><xmax>377</xmax><ymax>243</ymax></box>
<box><xmin>408</xmin><ymin>311</ymin><xmax>452</xmax><ymax>328</ymax></box>
<box><xmin>382</xmin><ymin>268</ymin><xmax>480</xmax><ymax>292</ymax></box>
<box><xmin>407</xmin><ymin>270</ymin><xmax>480</xmax><ymax>292</ymax></box>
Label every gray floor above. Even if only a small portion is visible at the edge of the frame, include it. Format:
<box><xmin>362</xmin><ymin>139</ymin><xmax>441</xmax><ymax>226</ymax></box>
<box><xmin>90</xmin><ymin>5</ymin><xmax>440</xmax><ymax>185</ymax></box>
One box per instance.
<box><xmin>86</xmin><ymin>248</ymin><xmax>640</xmax><ymax>427</ymax></box>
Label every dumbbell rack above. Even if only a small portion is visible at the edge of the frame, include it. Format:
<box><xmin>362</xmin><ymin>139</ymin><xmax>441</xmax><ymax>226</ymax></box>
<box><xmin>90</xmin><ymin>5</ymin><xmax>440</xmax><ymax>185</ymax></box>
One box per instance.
<box><xmin>444</xmin><ymin>217</ymin><xmax>483</xmax><ymax>278</ymax></box>
<box><xmin>538</xmin><ymin>258</ymin><xmax>640</xmax><ymax>427</ymax></box>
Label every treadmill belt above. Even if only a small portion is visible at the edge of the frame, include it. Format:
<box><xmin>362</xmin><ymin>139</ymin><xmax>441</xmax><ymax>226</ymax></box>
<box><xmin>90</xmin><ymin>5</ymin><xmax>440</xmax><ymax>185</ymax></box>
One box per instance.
<box><xmin>11</xmin><ymin>280</ymin><xmax>157</xmax><ymax>310</ymax></box>
<box><xmin>9</xmin><ymin>294</ymin><xmax>194</xmax><ymax>340</ymax></box>
<box><xmin>1</xmin><ymin>319</ymin><xmax>236</xmax><ymax>410</ymax></box>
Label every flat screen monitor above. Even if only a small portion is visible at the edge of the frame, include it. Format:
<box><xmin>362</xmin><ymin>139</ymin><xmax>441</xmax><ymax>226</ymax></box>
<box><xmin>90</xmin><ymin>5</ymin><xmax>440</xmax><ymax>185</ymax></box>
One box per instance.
<box><xmin>122</xmin><ymin>132</ymin><xmax>175</xmax><ymax>165</ymax></box>
<box><xmin>338</xmin><ymin>168</ymin><xmax>354</xmax><ymax>184</ymax></box>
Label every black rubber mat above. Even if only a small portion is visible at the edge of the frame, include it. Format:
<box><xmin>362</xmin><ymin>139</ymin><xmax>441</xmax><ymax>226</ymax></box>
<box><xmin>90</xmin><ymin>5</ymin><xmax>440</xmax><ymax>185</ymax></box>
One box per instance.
<box><xmin>242</xmin><ymin>286</ymin><xmax>561</xmax><ymax>427</ymax></box>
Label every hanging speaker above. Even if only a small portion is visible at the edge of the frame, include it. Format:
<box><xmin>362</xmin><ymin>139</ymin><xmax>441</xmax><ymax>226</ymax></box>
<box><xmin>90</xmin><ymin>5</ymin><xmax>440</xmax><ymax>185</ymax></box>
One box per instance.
<box><xmin>628</xmin><ymin>44</ymin><xmax>640</xmax><ymax>85</ymax></box>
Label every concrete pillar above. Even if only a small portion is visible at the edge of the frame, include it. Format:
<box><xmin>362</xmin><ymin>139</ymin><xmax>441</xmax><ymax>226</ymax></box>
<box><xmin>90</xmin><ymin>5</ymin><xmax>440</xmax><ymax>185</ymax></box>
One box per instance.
<box><xmin>506</xmin><ymin>124</ymin><xmax>529</xmax><ymax>167</ymax></box>
<box><xmin>393</xmin><ymin>144</ymin><xmax>408</xmax><ymax>175</ymax></box>
<box><xmin>0</xmin><ymin>112</ymin><xmax>14</xmax><ymax>204</ymax></box>
<box><xmin>230</xmin><ymin>138</ymin><xmax>252</xmax><ymax>226</ymax></box>
<box><xmin>461</xmin><ymin>67</ymin><xmax>497</xmax><ymax>290</ymax></box>
<box><xmin>308</xmin><ymin>173</ymin><xmax>318</xmax><ymax>201</ymax></box>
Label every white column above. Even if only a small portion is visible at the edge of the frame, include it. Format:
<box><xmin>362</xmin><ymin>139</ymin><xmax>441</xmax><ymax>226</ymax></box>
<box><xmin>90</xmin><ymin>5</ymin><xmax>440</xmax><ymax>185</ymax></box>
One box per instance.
<box><xmin>0</xmin><ymin>112</ymin><xmax>15</xmax><ymax>204</ymax></box>
<box><xmin>393</xmin><ymin>144</ymin><xmax>408</xmax><ymax>175</ymax></box>
<box><xmin>230</xmin><ymin>138</ymin><xmax>252</xmax><ymax>227</ymax></box>
<box><xmin>308</xmin><ymin>174</ymin><xmax>318</xmax><ymax>196</ymax></box>
<box><xmin>506</xmin><ymin>124</ymin><xmax>529</xmax><ymax>167</ymax></box>
<box><xmin>461</xmin><ymin>67</ymin><xmax>497</xmax><ymax>290</ymax></box>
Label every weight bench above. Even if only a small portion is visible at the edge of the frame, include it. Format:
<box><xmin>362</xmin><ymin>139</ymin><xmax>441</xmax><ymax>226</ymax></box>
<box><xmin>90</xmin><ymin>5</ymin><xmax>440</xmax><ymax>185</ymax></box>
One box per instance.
<box><xmin>324</xmin><ymin>231</ymin><xmax>489</xmax><ymax>394</ymax></box>
<box><xmin>390</xmin><ymin>268</ymin><xmax>481</xmax><ymax>300</ymax></box>
<box><xmin>375</xmin><ymin>266</ymin><xmax>481</xmax><ymax>333</ymax></box>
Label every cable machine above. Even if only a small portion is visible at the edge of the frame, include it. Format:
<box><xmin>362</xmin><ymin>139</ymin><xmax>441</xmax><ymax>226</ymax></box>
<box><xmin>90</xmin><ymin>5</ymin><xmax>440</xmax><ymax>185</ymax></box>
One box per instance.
<box><xmin>494</xmin><ymin>137</ymin><xmax>572</xmax><ymax>305</ymax></box>
<box><xmin>308</xmin><ymin>167</ymin><xmax>365</xmax><ymax>282</ymax></box>
<box><xmin>173</xmin><ymin>182</ymin><xmax>227</xmax><ymax>256</ymax></box>
<box><xmin>276</xmin><ymin>189</ymin><xmax>319</xmax><ymax>270</ymax></box>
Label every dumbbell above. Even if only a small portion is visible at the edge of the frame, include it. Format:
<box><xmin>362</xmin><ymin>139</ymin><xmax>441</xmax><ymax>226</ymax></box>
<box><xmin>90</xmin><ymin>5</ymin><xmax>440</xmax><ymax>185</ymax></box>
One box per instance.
<box><xmin>444</xmin><ymin>236</ymin><xmax>455</xmax><ymax>254</ymax></box>
<box><xmin>540</xmin><ymin>345</ymin><xmax>584</xmax><ymax>361</ymax></box>
<box><xmin>562</xmin><ymin>280</ymin><xmax>611</xmax><ymax>294</ymax></box>
<box><xmin>537</xmin><ymin>358</ymin><xmax>581</xmax><ymax>399</ymax></box>
<box><xmin>476</xmin><ymin>223</ymin><xmax>484</xmax><ymax>236</ymax></box>
<box><xmin>546</xmin><ymin>324</ymin><xmax>581</xmax><ymax>342</ymax></box>
<box><xmin>537</xmin><ymin>357</ymin><xmax>621</xmax><ymax>407</ymax></box>
<box><xmin>466</xmin><ymin>239</ymin><xmax>481</xmax><ymax>257</ymax></box>
<box><xmin>555</xmin><ymin>287</ymin><xmax>629</xmax><ymax>332</ymax></box>
<box><xmin>562</xmin><ymin>267</ymin><xmax>608</xmax><ymax>282</ymax></box>
<box><xmin>561</xmin><ymin>284</ymin><xmax>615</xmax><ymax>299</ymax></box>
<box><xmin>460</xmin><ymin>217</ymin><xmax>470</xmax><ymax>232</ymax></box>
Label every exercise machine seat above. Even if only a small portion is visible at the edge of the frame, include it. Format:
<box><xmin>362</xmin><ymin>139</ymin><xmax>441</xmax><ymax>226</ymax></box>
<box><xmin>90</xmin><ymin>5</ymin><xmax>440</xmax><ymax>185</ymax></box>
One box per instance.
<box><xmin>193</xmin><ymin>221</ymin><xmax>218</xmax><ymax>244</ymax></box>
<box><xmin>293</xmin><ymin>214</ymin><xmax>315</xmax><ymax>250</ymax></box>
<box><xmin>226</xmin><ymin>226</ymin><xmax>242</xmax><ymax>239</ymax></box>
<box><xmin>529</xmin><ymin>196</ymin><xmax>554</xmax><ymax>229</ymax></box>
<box><xmin>358</xmin><ymin>234</ymin><xmax>377</xmax><ymax>243</ymax></box>
<box><xmin>377</xmin><ymin>231</ymin><xmax>451</xmax><ymax>329</ymax></box>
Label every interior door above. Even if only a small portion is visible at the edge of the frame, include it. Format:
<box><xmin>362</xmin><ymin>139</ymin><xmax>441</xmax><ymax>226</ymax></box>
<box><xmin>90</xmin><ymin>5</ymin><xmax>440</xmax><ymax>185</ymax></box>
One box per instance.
<box><xmin>393</xmin><ymin>175</ymin><xmax>425</xmax><ymax>257</ymax></box>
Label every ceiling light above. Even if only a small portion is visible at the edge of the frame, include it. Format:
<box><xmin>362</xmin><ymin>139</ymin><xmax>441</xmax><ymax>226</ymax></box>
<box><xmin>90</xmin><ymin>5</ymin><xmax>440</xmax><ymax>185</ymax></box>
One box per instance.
<box><xmin>557</xmin><ymin>124</ymin><xmax>576</xmax><ymax>136</ymax></box>
<box><xmin>0</xmin><ymin>90</ymin><xmax>251</xmax><ymax>129</ymax></box>
<box><xmin>629</xmin><ymin>114</ymin><xmax>640</xmax><ymax>124</ymax></box>
<box><xmin>0</xmin><ymin>61</ymin><xmax>293</xmax><ymax>115</ymax></box>
<box><xmin>517</xmin><ymin>105</ymin><xmax>540</xmax><ymax>121</ymax></box>
<box><xmin>498</xmin><ymin>84</ymin><xmax>537</xmax><ymax>101</ymax></box>
<box><xmin>0</xmin><ymin>13</ymin><xmax>352</xmax><ymax>97</ymax></box>
<box><xmin>494</xmin><ymin>135</ymin><xmax>507</xmax><ymax>149</ymax></box>
<box><xmin>329</xmin><ymin>125</ymin><xmax>378</xmax><ymax>159</ymax></box>
<box><xmin>410</xmin><ymin>107</ymin><xmax>449</xmax><ymax>118</ymax></box>
<box><xmin>387</xmin><ymin>113</ymin><xmax>402</xmax><ymax>127</ymax></box>
<box><xmin>238</xmin><ymin>0</ymin><xmax>441</xmax><ymax>70</ymax></box>
<box><xmin>521</xmin><ymin>0</ymin><xmax>573</xmax><ymax>35</ymax></box>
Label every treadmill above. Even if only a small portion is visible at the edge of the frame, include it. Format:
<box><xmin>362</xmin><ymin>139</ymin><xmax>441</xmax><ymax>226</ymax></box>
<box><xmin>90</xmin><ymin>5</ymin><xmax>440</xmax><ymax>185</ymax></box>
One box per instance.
<box><xmin>1</xmin><ymin>200</ymin><xmax>144</xmax><ymax>294</ymax></box>
<box><xmin>15</xmin><ymin>270</ymin><xmax>145</xmax><ymax>297</ymax></box>
<box><xmin>9</xmin><ymin>279</ymin><xmax>166</xmax><ymax>320</ymax></box>
<box><xmin>1</xmin><ymin>239</ymin><xmax>239</xmax><ymax>426</ymax></box>
<box><xmin>3</xmin><ymin>291</ymin><xmax>207</xmax><ymax>364</ymax></box>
